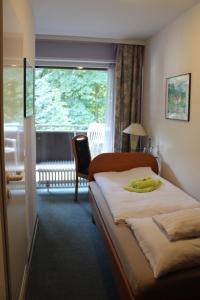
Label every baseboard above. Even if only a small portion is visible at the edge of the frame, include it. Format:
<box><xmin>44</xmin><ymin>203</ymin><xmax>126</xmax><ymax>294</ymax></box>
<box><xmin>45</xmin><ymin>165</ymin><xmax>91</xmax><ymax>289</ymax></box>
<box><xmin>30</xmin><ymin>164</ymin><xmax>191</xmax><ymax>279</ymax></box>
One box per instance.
<box><xmin>27</xmin><ymin>216</ymin><xmax>39</xmax><ymax>265</ymax></box>
<box><xmin>18</xmin><ymin>265</ymin><xmax>28</xmax><ymax>300</ymax></box>
<box><xmin>18</xmin><ymin>216</ymin><xmax>39</xmax><ymax>300</ymax></box>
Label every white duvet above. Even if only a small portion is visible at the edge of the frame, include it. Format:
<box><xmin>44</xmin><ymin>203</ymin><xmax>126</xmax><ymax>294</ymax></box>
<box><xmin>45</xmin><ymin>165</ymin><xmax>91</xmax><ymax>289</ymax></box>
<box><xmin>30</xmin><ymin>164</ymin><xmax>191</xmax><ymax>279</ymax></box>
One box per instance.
<box><xmin>127</xmin><ymin>217</ymin><xmax>200</xmax><ymax>278</ymax></box>
<box><xmin>94</xmin><ymin>167</ymin><xmax>200</xmax><ymax>223</ymax></box>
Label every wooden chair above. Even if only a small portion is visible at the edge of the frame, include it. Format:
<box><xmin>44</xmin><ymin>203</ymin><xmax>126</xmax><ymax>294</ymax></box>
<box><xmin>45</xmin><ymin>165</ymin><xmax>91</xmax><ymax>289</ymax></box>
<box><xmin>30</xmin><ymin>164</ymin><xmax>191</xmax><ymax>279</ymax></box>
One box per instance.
<box><xmin>72</xmin><ymin>135</ymin><xmax>91</xmax><ymax>201</ymax></box>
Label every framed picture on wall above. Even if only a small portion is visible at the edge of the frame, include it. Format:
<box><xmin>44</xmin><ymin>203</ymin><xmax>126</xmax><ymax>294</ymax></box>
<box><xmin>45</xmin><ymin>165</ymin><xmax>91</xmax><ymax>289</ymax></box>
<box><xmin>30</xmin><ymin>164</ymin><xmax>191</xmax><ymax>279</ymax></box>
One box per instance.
<box><xmin>165</xmin><ymin>73</ymin><xmax>191</xmax><ymax>121</ymax></box>
<box><xmin>24</xmin><ymin>58</ymin><xmax>34</xmax><ymax>118</ymax></box>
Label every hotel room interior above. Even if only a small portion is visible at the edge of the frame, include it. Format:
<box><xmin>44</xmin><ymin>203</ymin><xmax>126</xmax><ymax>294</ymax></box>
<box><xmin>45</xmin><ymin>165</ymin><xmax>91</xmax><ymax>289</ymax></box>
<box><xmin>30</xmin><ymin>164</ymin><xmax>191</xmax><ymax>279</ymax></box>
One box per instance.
<box><xmin>1</xmin><ymin>0</ymin><xmax>200</xmax><ymax>299</ymax></box>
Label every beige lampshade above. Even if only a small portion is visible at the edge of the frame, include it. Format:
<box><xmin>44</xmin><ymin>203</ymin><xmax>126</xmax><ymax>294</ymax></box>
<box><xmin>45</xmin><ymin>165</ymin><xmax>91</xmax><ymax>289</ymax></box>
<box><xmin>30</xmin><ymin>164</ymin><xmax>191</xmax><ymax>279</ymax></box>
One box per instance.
<box><xmin>123</xmin><ymin>123</ymin><xmax>147</xmax><ymax>136</ymax></box>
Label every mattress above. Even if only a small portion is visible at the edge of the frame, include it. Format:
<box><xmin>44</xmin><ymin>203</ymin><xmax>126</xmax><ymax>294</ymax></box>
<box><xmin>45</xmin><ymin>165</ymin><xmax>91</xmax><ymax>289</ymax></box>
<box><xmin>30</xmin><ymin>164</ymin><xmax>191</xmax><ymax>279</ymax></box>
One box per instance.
<box><xmin>93</xmin><ymin>167</ymin><xmax>200</xmax><ymax>223</ymax></box>
<box><xmin>89</xmin><ymin>181</ymin><xmax>200</xmax><ymax>300</ymax></box>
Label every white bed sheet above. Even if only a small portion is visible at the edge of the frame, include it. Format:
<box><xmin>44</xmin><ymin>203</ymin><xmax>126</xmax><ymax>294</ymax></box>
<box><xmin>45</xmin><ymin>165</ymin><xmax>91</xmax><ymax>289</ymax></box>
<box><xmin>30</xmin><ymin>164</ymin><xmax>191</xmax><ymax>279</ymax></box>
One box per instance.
<box><xmin>94</xmin><ymin>167</ymin><xmax>200</xmax><ymax>223</ymax></box>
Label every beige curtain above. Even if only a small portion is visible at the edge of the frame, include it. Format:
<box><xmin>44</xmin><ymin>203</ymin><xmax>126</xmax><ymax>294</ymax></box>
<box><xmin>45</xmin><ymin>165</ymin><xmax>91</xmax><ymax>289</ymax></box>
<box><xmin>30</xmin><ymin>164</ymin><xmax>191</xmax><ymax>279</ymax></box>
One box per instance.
<box><xmin>114</xmin><ymin>44</ymin><xmax>144</xmax><ymax>152</ymax></box>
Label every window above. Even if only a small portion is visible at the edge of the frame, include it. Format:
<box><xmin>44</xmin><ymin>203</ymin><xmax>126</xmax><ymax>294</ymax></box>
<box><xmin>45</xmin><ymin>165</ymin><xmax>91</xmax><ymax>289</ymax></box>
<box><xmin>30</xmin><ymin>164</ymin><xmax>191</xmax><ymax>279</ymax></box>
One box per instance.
<box><xmin>35</xmin><ymin>67</ymin><xmax>108</xmax><ymax>132</ymax></box>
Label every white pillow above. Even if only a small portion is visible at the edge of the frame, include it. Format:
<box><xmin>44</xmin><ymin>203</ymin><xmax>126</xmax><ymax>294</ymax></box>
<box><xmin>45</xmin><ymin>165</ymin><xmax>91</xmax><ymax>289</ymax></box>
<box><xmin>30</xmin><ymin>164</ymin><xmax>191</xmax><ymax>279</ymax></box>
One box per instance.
<box><xmin>127</xmin><ymin>217</ymin><xmax>200</xmax><ymax>278</ymax></box>
<box><xmin>153</xmin><ymin>208</ymin><xmax>200</xmax><ymax>241</ymax></box>
<box><xmin>94</xmin><ymin>166</ymin><xmax>157</xmax><ymax>185</ymax></box>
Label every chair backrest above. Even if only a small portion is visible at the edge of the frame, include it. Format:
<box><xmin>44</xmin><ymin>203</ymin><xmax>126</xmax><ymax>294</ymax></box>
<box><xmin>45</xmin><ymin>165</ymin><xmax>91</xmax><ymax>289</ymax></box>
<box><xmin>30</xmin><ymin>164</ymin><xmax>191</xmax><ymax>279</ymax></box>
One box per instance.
<box><xmin>72</xmin><ymin>135</ymin><xmax>91</xmax><ymax>175</ymax></box>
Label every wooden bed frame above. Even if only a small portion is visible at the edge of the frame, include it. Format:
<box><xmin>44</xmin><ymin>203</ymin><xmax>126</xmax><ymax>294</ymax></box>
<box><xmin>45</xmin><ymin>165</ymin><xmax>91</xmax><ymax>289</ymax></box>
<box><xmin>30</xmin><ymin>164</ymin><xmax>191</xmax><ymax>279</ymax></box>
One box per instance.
<box><xmin>88</xmin><ymin>152</ymin><xmax>159</xmax><ymax>300</ymax></box>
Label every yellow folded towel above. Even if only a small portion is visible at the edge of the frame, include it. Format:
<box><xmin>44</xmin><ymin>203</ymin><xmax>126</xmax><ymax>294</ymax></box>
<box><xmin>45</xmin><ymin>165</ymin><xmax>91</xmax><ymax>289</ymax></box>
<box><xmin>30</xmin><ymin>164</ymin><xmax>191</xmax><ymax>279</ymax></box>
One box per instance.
<box><xmin>124</xmin><ymin>177</ymin><xmax>161</xmax><ymax>193</ymax></box>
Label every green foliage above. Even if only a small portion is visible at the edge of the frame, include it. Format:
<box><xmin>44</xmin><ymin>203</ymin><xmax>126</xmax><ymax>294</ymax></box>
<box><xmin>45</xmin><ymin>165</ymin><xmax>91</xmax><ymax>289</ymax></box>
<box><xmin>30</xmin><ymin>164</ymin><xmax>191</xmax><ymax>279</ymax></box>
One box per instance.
<box><xmin>4</xmin><ymin>67</ymin><xmax>24</xmax><ymax>123</ymax></box>
<box><xmin>35</xmin><ymin>68</ymin><xmax>107</xmax><ymax>131</ymax></box>
<box><xmin>26</xmin><ymin>66</ymin><xmax>34</xmax><ymax>116</ymax></box>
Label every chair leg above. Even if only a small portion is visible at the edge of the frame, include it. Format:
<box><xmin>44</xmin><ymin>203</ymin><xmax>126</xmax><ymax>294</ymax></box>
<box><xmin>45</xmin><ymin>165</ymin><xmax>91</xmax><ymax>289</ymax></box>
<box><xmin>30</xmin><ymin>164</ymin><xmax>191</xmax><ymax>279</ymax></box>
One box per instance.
<box><xmin>92</xmin><ymin>215</ymin><xmax>96</xmax><ymax>225</ymax></box>
<box><xmin>74</xmin><ymin>174</ymin><xmax>78</xmax><ymax>201</ymax></box>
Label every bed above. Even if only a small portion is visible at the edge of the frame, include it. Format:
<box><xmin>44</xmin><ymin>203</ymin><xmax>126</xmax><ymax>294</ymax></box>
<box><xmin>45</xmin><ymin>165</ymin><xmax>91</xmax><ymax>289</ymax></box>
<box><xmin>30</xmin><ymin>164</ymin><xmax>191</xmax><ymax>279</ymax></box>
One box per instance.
<box><xmin>88</xmin><ymin>152</ymin><xmax>200</xmax><ymax>300</ymax></box>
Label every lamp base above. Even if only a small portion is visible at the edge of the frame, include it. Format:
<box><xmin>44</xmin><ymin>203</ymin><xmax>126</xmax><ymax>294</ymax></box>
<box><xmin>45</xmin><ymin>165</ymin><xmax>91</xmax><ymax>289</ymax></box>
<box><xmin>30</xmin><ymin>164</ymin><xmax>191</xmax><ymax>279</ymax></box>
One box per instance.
<box><xmin>130</xmin><ymin>135</ymin><xmax>139</xmax><ymax>152</ymax></box>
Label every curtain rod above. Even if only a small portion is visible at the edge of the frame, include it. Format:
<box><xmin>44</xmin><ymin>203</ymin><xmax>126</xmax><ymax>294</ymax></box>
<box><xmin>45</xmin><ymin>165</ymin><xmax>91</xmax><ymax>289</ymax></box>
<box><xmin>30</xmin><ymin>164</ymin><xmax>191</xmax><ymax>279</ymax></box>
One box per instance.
<box><xmin>36</xmin><ymin>34</ymin><xmax>146</xmax><ymax>46</ymax></box>
<box><xmin>36</xmin><ymin>58</ymin><xmax>116</xmax><ymax>64</ymax></box>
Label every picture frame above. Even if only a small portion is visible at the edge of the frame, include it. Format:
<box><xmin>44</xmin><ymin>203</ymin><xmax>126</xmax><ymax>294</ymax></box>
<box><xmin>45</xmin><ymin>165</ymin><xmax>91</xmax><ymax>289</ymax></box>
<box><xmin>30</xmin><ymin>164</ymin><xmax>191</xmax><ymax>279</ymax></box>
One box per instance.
<box><xmin>165</xmin><ymin>73</ymin><xmax>191</xmax><ymax>121</ymax></box>
<box><xmin>24</xmin><ymin>58</ymin><xmax>34</xmax><ymax>118</ymax></box>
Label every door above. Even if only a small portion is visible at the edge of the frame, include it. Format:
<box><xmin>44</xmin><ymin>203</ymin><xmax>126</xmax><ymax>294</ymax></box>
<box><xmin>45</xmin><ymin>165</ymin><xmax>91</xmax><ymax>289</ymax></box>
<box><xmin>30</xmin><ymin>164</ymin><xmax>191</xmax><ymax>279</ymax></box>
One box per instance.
<box><xmin>2</xmin><ymin>0</ymin><xmax>28</xmax><ymax>298</ymax></box>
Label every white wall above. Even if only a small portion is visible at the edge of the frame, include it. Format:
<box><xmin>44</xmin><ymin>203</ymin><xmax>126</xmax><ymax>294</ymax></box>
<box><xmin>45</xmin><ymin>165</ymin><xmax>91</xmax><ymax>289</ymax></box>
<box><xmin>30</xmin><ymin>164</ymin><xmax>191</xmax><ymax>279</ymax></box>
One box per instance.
<box><xmin>36</xmin><ymin>39</ymin><xmax>116</xmax><ymax>68</ymax></box>
<box><xmin>143</xmin><ymin>3</ymin><xmax>200</xmax><ymax>200</ymax></box>
<box><xmin>36</xmin><ymin>39</ymin><xmax>116</xmax><ymax>62</ymax></box>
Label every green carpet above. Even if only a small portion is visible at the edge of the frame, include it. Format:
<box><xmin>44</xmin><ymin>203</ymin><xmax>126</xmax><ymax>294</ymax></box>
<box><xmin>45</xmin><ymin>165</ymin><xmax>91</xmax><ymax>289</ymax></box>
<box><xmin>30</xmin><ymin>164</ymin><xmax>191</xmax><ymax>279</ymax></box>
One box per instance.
<box><xmin>26</xmin><ymin>190</ymin><xmax>119</xmax><ymax>300</ymax></box>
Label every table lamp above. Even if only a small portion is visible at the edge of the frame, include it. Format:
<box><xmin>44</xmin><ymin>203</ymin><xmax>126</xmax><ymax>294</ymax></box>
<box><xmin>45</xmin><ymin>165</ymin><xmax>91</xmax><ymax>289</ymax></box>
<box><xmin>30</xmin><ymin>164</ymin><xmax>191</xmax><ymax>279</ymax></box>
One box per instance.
<box><xmin>123</xmin><ymin>123</ymin><xmax>147</xmax><ymax>151</ymax></box>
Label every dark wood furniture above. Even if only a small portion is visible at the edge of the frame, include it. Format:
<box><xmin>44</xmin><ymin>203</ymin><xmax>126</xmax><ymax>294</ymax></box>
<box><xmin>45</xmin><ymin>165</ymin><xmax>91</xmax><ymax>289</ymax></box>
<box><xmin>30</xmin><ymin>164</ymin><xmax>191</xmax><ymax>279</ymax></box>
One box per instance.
<box><xmin>72</xmin><ymin>135</ymin><xmax>91</xmax><ymax>201</ymax></box>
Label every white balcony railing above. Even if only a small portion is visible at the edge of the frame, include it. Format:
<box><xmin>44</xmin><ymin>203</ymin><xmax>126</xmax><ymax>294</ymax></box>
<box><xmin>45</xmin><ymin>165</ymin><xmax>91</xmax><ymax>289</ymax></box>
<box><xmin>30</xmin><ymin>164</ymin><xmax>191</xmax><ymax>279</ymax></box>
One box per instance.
<box><xmin>36</xmin><ymin>122</ymin><xmax>105</xmax><ymax>188</ymax></box>
<box><xmin>35</xmin><ymin>124</ymin><xmax>88</xmax><ymax>132</ymax></box>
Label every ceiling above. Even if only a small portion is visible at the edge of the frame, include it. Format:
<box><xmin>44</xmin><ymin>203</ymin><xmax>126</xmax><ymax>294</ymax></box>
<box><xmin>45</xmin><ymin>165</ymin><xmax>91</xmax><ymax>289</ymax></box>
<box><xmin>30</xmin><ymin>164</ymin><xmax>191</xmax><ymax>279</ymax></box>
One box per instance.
<box><xmin>30</xmin><ymin>0</ymin><xmax>200</xmax><ymax>41</ymax></box>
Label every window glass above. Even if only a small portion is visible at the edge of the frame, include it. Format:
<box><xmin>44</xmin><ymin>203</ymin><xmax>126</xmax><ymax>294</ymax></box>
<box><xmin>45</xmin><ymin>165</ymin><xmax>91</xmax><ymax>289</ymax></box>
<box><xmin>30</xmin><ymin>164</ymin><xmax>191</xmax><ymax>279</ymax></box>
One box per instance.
<box><xmin>35</xmin><ymin>68</ymin><xmax>108</xmax><ymax>132</ymax></box>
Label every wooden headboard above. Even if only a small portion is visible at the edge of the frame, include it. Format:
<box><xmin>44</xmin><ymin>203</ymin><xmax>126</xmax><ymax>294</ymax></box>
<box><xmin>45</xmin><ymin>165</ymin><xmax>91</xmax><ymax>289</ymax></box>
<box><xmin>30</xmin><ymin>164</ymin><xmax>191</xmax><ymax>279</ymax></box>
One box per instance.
<box><xmin>89</xmin><ymin>152</ymin><xmax>158</xmax><ymax>181</ymax></box>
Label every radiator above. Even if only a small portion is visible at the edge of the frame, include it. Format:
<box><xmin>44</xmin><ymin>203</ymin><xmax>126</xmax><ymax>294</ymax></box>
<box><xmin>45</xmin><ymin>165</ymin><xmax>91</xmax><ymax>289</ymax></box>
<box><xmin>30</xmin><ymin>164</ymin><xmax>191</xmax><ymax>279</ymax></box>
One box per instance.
<box><xmin>36</xmin><ymin>161</ymin><xmax>88</xmax><ymax>188</ymax></box>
